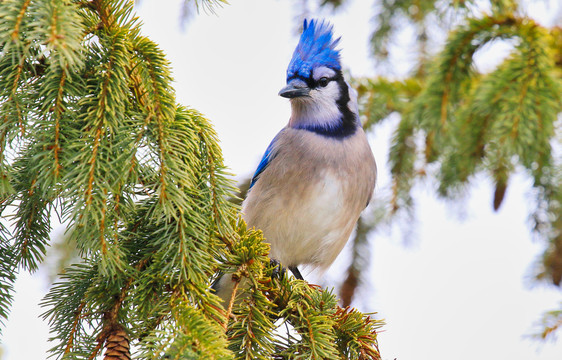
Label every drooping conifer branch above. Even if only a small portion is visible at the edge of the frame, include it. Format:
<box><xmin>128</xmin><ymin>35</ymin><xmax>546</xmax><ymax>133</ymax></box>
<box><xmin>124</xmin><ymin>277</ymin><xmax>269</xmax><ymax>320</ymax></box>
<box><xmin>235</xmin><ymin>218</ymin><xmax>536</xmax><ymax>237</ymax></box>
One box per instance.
<box><xmin>350</xmin><ymin>0</ymin><xmax>561</xmax><ymax>330</ymax></box>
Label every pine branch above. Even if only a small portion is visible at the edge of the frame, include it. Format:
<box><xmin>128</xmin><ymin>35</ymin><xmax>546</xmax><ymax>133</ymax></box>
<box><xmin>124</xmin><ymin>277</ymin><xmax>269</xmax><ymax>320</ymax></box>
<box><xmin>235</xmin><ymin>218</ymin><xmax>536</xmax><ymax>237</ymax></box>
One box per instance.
<box><xmin>533</xmin><ymin>167</ymin><xmax>562</xmax><ymax>286</ymax></box>
<box><xmin>356</xmin><ymin>77</ymin><xmax>422</xmax><ymax>131</ymax></box>
<box><xmin>226</xmin><ymin>223</ymin><xmax>275</xmax><ymax>359</ymax></box>
<box><xmin>0</xmin><ymin>1</ymin><xmax>385</xmax><ymax>357</ymax></box>
<box><xmin>437</xmin><ymin>18</ymin><xmax>561</xmax><ymax>206</ymax></box>
<box><xmin>41</xmin><ymin>263</ymin><xmax>103</xmax><ymax>359</ymax></box>
<box><xmin>10</xmin><ymin>168</ymin><xmax>52</xmax><ymax>270</ymax></box>
<box><xmin>0</xmin><ymin>0</ymin><xmax>33</xmax><ymax>196</ymax></box>
<box><xmin>276</xmin><ymin>281</ymin><xmax>340</xmax><ymax>359</ymax></box>
<box><xmin>139</xmin><ymin>300</ymin><xmax>231</xmax><ymax>360</ymax></box>
<box><xmin>332</xmin><ymin>306</ymin><xmax>382</xmax><ymax>359</ymax></box>
<box><xmin>411</xmin><ymin>15</ymin><xmax>519</xmax><ymax>161</ymax></box>
<box><xmin>534</xmin><ymin>302</ymin><xmax>562</xmax><ymax>342</ymax></box>
<box><xmin>388</xmin><ymin>112</ymin><xmax>417</xmax><ymax>213</ymax></box>
<box><xmin>0</xmin><ymin>235</ymin><xmax>16</xmax><ymax>328</ymax></box>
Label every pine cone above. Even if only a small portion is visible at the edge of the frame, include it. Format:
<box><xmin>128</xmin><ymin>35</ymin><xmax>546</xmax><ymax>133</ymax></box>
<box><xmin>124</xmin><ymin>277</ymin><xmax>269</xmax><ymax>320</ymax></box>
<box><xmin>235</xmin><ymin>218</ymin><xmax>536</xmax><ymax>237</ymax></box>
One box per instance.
<box><xmin>103</xmin><ymin>327</ymin><xmax>131</xmax><ymax>360</ymax></box>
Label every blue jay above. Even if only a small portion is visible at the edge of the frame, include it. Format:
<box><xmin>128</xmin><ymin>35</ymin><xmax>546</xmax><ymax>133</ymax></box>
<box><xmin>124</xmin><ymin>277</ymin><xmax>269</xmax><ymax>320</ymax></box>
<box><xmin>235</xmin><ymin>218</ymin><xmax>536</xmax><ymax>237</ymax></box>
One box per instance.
<box><xmin>215</xmin><ymin>19</ymin><xmax>376</xmax><ymax>302</ymax></box>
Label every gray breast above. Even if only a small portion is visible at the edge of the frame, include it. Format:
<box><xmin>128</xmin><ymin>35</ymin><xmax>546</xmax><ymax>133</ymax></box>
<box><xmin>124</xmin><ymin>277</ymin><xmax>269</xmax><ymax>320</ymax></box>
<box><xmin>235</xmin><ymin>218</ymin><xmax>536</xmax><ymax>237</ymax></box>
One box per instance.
<box><xmin>241</xmin><ymin>127</ymin><xmax>376</xmax><ymax>268</ymax></box>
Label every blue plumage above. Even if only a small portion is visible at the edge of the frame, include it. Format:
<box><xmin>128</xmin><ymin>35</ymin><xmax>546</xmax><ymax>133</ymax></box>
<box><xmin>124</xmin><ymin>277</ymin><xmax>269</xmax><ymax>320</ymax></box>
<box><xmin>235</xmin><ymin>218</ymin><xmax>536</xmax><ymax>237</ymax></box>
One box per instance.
<box><xmin>249</xmin><ymin>130</ymin><xmax>283</xmax><ymax>189</ymax></box>
<box><xmin>287</xmin><ymin>19</ymin><xmax>341</xmax><ymax>80</ymax></box>
<box><xmin>292</xmin><ymin>117</ymin><xmax>356</xmax><ymax>139</ymax></box>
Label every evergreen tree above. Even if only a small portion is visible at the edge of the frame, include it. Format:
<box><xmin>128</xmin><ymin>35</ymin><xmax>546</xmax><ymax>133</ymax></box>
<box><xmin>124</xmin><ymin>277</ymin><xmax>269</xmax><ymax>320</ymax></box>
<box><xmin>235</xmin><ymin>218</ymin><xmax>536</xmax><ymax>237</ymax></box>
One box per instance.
<box><xmin>0</xmin><ymin>0</ymin><xmax>382</xmax><ymax>359</ymax></box>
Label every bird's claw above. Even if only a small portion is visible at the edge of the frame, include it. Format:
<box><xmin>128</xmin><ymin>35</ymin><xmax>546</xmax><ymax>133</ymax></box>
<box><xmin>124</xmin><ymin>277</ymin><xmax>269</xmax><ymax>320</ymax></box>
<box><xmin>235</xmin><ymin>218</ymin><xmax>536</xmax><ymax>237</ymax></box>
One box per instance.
<box><xmin>289</xmin><ymin>266</ymin><xmax>304</xmax><ymax>280</ymax></box>
<box><xmin>269</xmin><ymin>259</ymin><xmax>305</xmax><ymax>281</ymax></box>
<box><xmin>269</xmin><ymin>259</ymin><xmax>285</xmax><ymax>278</ymax></box>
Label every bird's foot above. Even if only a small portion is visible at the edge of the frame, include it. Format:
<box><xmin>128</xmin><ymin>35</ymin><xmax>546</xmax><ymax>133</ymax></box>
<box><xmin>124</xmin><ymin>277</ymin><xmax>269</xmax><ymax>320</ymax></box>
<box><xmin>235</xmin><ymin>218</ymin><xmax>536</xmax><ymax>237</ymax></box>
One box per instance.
<box><xmin>289</xmin><ymin>266</ymin><xmax>304</xmax><ymax>280</ymax></box>
<box><xmin>269</xmin><ymin>259</ymin><xmax>285</xmax><ymax>279</ymax></box>
<box><xmin>269</xmin><ymin>259</ymin><xmax>305</xmax><ymax>281</ymax></box>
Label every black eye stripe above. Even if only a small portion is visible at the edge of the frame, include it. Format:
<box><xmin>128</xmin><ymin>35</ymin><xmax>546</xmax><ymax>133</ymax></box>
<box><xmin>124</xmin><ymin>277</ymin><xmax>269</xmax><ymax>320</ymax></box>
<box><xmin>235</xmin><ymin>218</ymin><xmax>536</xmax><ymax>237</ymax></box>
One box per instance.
<box><xmin>314</xmin><ymin>76</ymin><xmax>334</xmax><ymax>88</ymax></box>
<box><xmin>286</xmin><ymin>73</ymin><xmax>338</xmax><ymax>89</ymax></box>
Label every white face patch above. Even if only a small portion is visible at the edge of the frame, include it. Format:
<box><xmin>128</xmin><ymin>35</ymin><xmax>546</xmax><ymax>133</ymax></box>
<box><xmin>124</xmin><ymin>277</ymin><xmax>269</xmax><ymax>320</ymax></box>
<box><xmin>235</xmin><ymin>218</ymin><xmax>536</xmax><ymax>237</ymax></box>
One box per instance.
<box><xmin>310</xmin><ymin>80</ymin><xmax>340</xmax><ymax>105</ymax></box>
<box><xmin>346</xmin><ymin>81</ymin><xmax>359</xmax><ymax>116</ymax></box>
<box><xmin>287</xmin><ymin>67</ymin><xmax>360</xmax><ymax>130</ymax></box>
<box><xmin>290</xmin><ymin>81</ymin><xmax>341</xmax><ymax>128</ymax></box>
<box><xmin>312</xmin><ymin>66</ymin><xmax>336</xmax><ymax>81</ymax></box>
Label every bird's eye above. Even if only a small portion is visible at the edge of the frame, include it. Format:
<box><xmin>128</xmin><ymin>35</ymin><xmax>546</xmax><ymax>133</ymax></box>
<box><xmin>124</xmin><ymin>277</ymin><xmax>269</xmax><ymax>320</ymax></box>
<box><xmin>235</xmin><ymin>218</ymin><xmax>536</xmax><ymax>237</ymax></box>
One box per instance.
<box><xmin>318</xmin><ymin>77</ymin><xmax>329</xmax><ymax>87</ymax></box>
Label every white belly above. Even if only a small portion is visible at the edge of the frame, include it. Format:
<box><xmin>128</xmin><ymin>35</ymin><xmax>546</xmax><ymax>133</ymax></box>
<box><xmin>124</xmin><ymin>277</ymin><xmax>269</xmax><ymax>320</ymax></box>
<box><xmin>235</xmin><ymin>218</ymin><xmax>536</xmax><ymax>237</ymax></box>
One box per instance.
<box><xmin>243</xmin><ymin>171</ymin><xmax>358</xmax><ymax>269</ymax></box>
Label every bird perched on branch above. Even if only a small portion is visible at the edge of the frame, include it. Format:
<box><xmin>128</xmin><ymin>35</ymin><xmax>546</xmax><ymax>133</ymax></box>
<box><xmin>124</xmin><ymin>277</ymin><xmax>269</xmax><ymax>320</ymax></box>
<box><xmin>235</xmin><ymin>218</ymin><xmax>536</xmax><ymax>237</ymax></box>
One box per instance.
<box><xmin>215</xmin><ymin>19</ymin><xmax>376</xmax><ymax>302</ymax></box>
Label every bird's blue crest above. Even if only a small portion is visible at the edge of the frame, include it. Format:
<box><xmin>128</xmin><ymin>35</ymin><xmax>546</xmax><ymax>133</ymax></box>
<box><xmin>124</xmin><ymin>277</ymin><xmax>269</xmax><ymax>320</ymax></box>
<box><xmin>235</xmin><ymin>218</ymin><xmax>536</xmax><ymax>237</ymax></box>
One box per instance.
<box><xmin>287</xmin><ymin>19</ymin><xmax>341</xmax><ymax>81</ymax></box>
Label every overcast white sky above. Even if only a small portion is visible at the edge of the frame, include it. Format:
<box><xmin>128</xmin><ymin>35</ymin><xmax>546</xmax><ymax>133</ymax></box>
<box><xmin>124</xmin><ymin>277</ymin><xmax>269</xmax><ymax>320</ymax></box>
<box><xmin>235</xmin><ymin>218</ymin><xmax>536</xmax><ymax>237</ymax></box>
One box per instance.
<box><xmin>3</xmin><ymin>1</ymin><xmax>562</xmax><ymax>359</ymax></box>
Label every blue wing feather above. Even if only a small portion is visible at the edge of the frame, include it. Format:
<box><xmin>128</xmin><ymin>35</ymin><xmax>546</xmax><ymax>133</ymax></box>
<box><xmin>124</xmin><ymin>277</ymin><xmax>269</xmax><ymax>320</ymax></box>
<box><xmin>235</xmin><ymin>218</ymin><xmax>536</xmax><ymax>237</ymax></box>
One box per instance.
<box><xmin>249</xmin><ymin>130</ymin><xmax>284</xmax><ymax>189</ymax></box>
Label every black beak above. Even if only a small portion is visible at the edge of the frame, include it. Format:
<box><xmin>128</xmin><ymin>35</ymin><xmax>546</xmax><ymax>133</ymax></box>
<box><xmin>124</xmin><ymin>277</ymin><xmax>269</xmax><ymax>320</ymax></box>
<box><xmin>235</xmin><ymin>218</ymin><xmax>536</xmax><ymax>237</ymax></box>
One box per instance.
<box><xmin>278</xmin><ymin>82</ymin><xmax>310</xmax><ymax>98</ymax></box>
